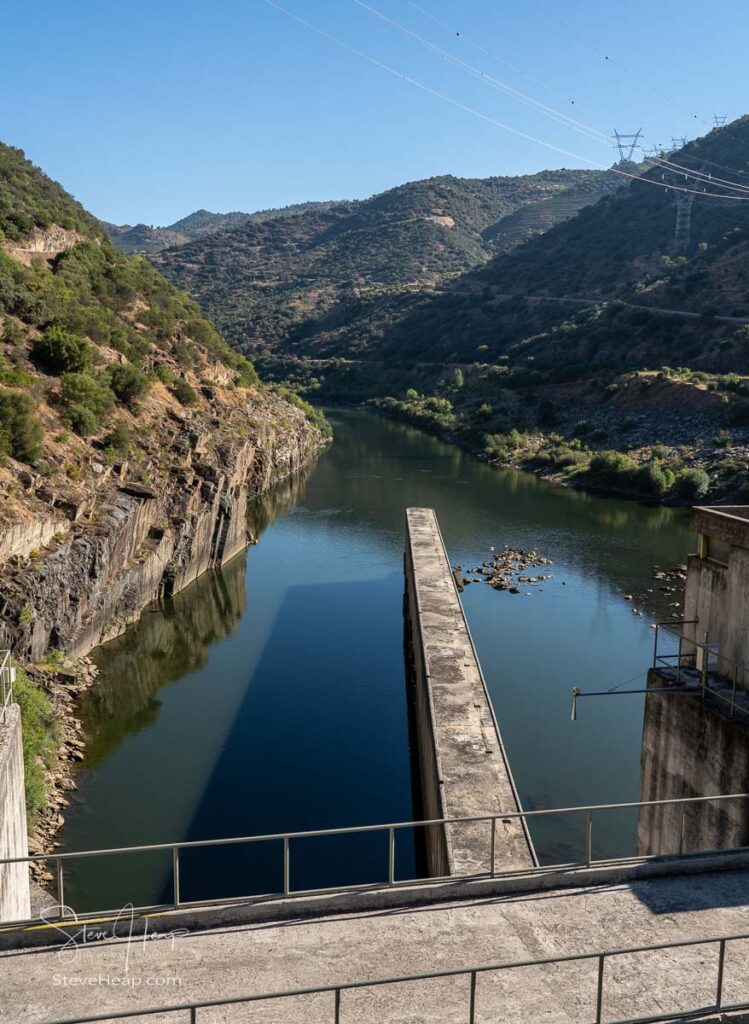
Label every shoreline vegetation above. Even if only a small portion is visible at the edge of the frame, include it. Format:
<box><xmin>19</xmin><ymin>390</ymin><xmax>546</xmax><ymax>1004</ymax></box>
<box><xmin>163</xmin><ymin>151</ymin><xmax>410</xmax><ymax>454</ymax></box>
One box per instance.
<box><xmin>368</xmin><ymin>366</ymin><xmax>749</xmax><ymax>505</ymax></box>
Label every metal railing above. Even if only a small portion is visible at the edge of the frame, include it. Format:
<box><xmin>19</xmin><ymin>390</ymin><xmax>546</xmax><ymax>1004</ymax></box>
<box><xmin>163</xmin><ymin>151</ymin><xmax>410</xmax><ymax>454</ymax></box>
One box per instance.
<box><xmin>652</xmin><ymin>619</ymin><xmax>749</xmax><ymax>718</ymax></box>
<box><xmin>0</xmin><ymin>650</ymin><xmax>15</xmax><ymax>725</ymax></box>
<box><xmin>3</xmin><ymin>790</ymin><xmax>749</xmax><ymax>931</ymax></box>
<box><xmin>39</xmin><ymin>927</ymin><xmax>749</xmax><ymax>1024</ymax></box>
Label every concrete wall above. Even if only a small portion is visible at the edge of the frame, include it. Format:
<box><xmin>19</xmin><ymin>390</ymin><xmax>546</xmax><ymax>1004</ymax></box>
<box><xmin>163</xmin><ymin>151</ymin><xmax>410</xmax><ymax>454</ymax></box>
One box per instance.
<box><xmin>403</xmin><ymin>508</ymin><xmax>534</xmax><ymax>878</ymax></box>
<box><xmin>638</xmin><ymin>669</ymin><xmax>749</xmax><ymax>856</ymax></box>
<box><xmin>0</xmin><ymin>706</ymin><xmax>30</xmax><ymax>923</ymax></box>
<box><xmin>683</xmin><ymin>506</ymin><xmax>749</xmax><ymax>688</ymax></box>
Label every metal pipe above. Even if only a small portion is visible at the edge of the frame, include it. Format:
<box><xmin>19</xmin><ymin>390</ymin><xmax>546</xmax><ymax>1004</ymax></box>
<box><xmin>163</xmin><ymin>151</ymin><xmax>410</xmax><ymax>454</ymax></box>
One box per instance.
<box><xmin>468</xmin><ymin>970</ymin><xmax>477</xmax><ymax>1024</ymax></box>
<box><xmin>36</xmin><ymin>927</ymin><xmax>749</xmax><ymax>1024</ymax></box>
<box><xmin>716</xmin><ymin>938</ymin><xmax>726</xmax><ymax>1008</ymax></box>
<box><xmin>4</xmin><ymin>792</ymin><xmax>749</xmax><ymax>869</ymax></box>
<box><xmin>56</xmin><ymin>860</ymin><xmax>65</xmax><ymax>918</ymax></box>
<box><xmin>172</xmin><ymin>847</ymin><xmax>180</xmax><ymax>908</ymax></box>
<box><xmin>586</xmin><ymin>811</ymin><xmax>593</xmax><ymax>867</ymax></box>
<box><xmin>595</xmin><ymin>954</ymin><xmax>605</xmax><ymax>1024</ymax></box>
<box><xmin>490</xmin><ymin>817</ymin><xmax>496</xmax><ymax>877</ymax></box>
<box><xmin>283</xmin><ymin>837</ymin><xmax>290</xmax><ymax>897</ymax></box>
<box><xmin>652</xmin><ymin>624</ymin><xmax>659</xmax><ymax>669</ymax></box>
<box><xmin>334</xmin><ymin>988</ymin><xmax>341</xmax><ymax>1024</ymax></box>
<box><xmin>678</xmin><ymin>808</ymin><xmax>686</xmax><ymax>856</ymax></box>
<box><xmin>388</xmin><ymin>828</ymin><xmax>395</xmax><ymax>887</ymax></box>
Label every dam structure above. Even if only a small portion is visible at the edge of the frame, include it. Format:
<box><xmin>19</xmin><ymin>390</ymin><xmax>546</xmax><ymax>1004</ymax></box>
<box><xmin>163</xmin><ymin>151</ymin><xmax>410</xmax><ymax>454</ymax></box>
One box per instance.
<box><xmin>7</xmin><ymin>507</ymin><xmax>749</xmax><ymax>1022</ymax></box>
<box><xmin>404</xmin><ymin>506</ymin><xmax>535</xmax><ymax>876</ymax></box>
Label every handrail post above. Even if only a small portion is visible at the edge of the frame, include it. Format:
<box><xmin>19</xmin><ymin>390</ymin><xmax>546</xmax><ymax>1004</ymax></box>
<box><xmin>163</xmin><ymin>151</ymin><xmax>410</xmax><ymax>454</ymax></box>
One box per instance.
<box><xmin>678</xmin><ymin>806</ymin><xmax>686</xmax><ymax>856</ymax></box>
<box><xmin>677</xmin><ymin>631</ymin><xmax>683</xmax><ymax>685</ymax></box>
<box><xmin>490</xmin><ymin>817</ymin><xmax>497</xmax><ymax>878</ymax></box>
<box><xmin>334</xmin><ymin>987</ymin><xmax>341</xmax><ymax>1024</ymax></box>
<box><xmin>595</xmin><ymin>953</ymin><xmax>605</xmax><ymax>1024</ymax></box>
<box><xmin>173</xmin><ymin>847</ymin><xmax>180</xmax><ymax>908</ymax></box>
<box><xmin>189</xmin><ymin>1007</ymin><xmax>197</xmax><ymax>1023</ymax></box>
<box><xmin>701</xmin><ymin>632</ymin><xmax>709</xmax><ymax>699</ymax></box>
<box><xmin>283</xmin><ymin>836</ymin><xmax>290</xmax><ymax>897</ymax></box>
<box><xmin>388</xmin><ymin>827</ymin><xmax>395</xmax><ymax>887</ymax></box>
<box><xmin>716</xmin><ymin>938</ymin><xmax>726</xmax><ymax>1008</ymax></box>
<box><xmin>468</xmin><ymin>969</ymin><xmax>477</xmax><ymax>1024</ymax></box>
<box><xmin>731</xmin><ymin>667</ymin><xmax>738</xmax><ymax>718</ymax></box>
<box><xmin>56</xmin><ymin>860</ymin><xmax>65</xmax><ymax>919</ymax></box>
<box><xmin>586</xmin><ymin>811</ymin><xmax>593</xmax><ymax>867</ymax></box>
<box><xmin>652</xmin><ymin>624</ymin><xmax>659</xmax><ymax>669</ymax></box>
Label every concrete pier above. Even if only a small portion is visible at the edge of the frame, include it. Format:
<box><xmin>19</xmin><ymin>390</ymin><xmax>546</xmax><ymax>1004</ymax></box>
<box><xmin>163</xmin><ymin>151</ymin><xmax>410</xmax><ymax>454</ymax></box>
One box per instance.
<box><xmin>404</xmin><ymin>507</ymin><xmax>534</xmax><ymax>877</ymax></box>
<box><xmin>0</xmin><ymin>705</ymin><xmax>30</xmax><ymax>923</ymax></box>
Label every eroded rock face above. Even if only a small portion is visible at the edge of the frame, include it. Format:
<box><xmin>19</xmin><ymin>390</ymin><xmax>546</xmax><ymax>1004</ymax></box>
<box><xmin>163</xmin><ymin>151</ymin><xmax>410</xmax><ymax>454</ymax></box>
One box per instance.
<box><xmin>0</xmin><ymin>394</ymin><xmax>326</xmax><ymax>662</ymax></box>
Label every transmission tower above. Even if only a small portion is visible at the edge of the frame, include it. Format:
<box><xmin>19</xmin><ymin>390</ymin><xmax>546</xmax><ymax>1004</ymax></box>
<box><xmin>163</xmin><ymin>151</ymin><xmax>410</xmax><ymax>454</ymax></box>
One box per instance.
<box><xmin>612</xmin><ymin>128</ymin><xmax>643</xmax><ymax>162</ymax></box>
<box><xmin>713</xmin><ymin>115</ymin><xmax>728</xmax><ymax>127</ymax></box>
<box><xmin>670</xmin><ymin>162</ymin><xmax>708</xmax><ymax>251</ymax></box>
<box><xmin>670</xmin><ymin>136</ymin><xmax>688</xmax><ymax>151</ymax></box>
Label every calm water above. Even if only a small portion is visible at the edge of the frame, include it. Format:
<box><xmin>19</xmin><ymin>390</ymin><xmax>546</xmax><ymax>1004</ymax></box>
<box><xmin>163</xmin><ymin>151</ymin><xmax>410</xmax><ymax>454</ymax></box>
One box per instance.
<box><xmin>60</xmin><ymin>409</ymin><xmax>691</xmax><ymax>910</ymax></box>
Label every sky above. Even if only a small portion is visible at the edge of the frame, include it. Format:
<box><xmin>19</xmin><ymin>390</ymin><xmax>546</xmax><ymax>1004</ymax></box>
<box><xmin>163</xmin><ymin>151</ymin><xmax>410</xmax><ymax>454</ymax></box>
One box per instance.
<box><xmin>2</xmin><ymin>0</ymin><xmax>746</xmax><ymax>226</ymax></box>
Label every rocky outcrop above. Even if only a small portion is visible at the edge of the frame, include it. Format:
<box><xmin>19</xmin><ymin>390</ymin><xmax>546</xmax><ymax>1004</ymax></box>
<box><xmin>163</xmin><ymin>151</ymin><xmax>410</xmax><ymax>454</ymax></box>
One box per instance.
<box><xmin>0</xmin><ymin>392</ymin><xmax>325</xmax><ymax>663</ymax></box>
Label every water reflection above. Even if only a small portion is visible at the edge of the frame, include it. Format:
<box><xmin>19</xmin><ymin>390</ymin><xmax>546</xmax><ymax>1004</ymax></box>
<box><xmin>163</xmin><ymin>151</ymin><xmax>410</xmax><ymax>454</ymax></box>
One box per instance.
<box><xmin>59</xmin><ymin>409</ymin><xmax>695</xmax><ymax>908</ymax></box>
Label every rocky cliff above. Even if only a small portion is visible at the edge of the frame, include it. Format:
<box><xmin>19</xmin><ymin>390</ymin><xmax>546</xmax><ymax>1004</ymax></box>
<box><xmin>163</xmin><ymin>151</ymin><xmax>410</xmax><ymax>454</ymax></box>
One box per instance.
<box><xmin>0</xmin><ymin>385</ymin><xmax>324</xmax><ymax>663</ymax></box>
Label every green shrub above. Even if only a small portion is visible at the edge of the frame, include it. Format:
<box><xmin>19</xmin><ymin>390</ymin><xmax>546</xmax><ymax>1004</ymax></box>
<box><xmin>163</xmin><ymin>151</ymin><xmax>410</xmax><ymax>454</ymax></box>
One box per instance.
<box><xmin>587</xmin><ymin>450</ymin><xmax>638</xmax><ymax>489</ymax></box>
<box><xmin>103</xmin><ymin>419</ymin><xmax>131</xmax><ymax>456</ymax></box>
<box><xmin>673</xmin><ymin>467</ymin><xmax>710</xmax><ymax>500</ymax></box>
<box><xmin>60</xmin><ymin>372</ymin><xmax>115</xmax><ymax>418</ymax></box>
<box><xmin>173</xmin><ymin>378</ymin><xmax>198</xmax><ymax>406</ymax></box>
<box><xmin>477</xmin><ymin>403</ymin><xmax>492</xmax><ymax>419</ymax></box>
<box><xmin>153</xmin><ymin>363</ymin><xmax>175</xmax><ymax>385</ymax></box>
<box><xmin>14</xmin><ymin>667</ymin><xmax>59</xmax><ymax>823</ymax></box>
<box><xmin>66</xmin><ymin>404</ymin><xmax>98</xmax><ymax>437</ymax></box>
<box><xmin>108</xmin><ymin>363</ymin><xmax>149</xmax><ymax>409</ymax></box>
<box><xmin>573</xmin><ymin>419</ymin><xmax>590</xmax><ymax>437</ymax></box>
<box><xmin>32</xmin><ymin>326</ymin><xmax>91</xmax><ymax>374</ymax></box>
<box><xmin>634</xmin><ymin>461</ymin><xmax>674</xmax><ymax>497</ymax></box>
<box><xmin>0</xmin><ymin>387</ymin><xmax>43</xmax><ymax>462</ymax></box>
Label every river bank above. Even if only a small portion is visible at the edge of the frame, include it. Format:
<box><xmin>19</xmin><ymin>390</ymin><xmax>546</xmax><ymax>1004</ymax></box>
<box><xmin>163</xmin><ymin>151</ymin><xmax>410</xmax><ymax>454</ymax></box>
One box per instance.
<box><xmin>55</xmin><ymin>410</ymin><xmax>693</xmax><ymax>911</ymax></box>
<box><xmin>370</xmin><ymin>395</ymin><xmax>728</xmax><ymax>505</ymax></box>
<box><xmin>7</xmin><ymin>411</ymin><xmax>328</xmax><ymax>873</ymax></box>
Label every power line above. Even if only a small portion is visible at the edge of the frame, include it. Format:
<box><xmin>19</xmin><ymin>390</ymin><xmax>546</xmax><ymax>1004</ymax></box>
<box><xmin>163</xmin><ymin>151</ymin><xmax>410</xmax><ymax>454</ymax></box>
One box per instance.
<box><xmin>525</xmin><ymin>0</ymin><xmax>701</xmax><ymax>120</ymax></box>
<box><xmin>407</xmin><ymin>0</ymin><xmax>585</xmax><ymax>111</ymax></box>
<box><xmin>407</xmin><ymin>0</ymin><xmax>749</xmax><ymax>192</ymax></box>
<box><xmin>351</xmin><ymin>0</ymin><xmax>749</xmax><ymax>201</ymax></box>
<box><xmin>353</xmin><ymin>0</ymin><xmax>608</xmax><ymax>145</ymax></box>
<box><xmin>262</xmin><ymin>0</ymin><xmax>749</xmax><ymax>202</ymax></box>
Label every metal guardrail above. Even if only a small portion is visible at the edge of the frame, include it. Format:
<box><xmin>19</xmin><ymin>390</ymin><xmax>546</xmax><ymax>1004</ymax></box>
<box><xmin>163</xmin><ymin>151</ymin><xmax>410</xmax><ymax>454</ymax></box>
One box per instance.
<box><xmin>39</xmin><ymin>927</ymin><xmax>749</xmax><ymax>1024</ymax></box>
<box><xmin>3</xmin><ymin>790</ymin><xmax>749</xmax><ymax>931</ymax></box>
<box><xmin>652</xmin><ymin>619</ymin><xmax>749</xmax><ymax>718</ymax></box>
<box><xmin>0</xmin><ymin>650</ymin><xmax>15</xmax><ymax>725</ymax></box>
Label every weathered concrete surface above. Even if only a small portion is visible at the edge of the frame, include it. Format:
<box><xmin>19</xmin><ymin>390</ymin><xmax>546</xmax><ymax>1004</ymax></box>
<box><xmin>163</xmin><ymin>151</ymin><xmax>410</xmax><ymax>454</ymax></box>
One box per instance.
<box><xmin>684</xmin><ymin>506</ymin><xmax>749</xmax><ymax>688</ymax></box>
<box><xmin>0</xmin><ymin>705</ymin><xmax>30</xmax><ymax>923</ymax></box>
<box><xmin>639</xmin><ymin>669</ymin><xmax>749</xmax><ymax>856</ymax></box>
<box><xmin>404</xmin><ymin>508</ymin><xmax>534</xmax><ymax>877</ymax></box>
<box><xmin>6</xmin><ymin>869</ymin><xmax>749</xmax><ymax>1022</ymax></box>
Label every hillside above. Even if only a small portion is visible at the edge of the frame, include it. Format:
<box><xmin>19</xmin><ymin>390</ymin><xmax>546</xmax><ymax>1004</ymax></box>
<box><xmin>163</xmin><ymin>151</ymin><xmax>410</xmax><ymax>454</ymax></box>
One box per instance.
<box><xmin>0</xmin><ymin>141</ymin><xmax>328</xmax><ymax>664</ymax></box>
<box><xmin>149</xmin><ymin>169</ymin><xmax>621</xmax><ymax>354</ymax></box>
<box><xmin>104</xmin><ymin>200</ymin><xmax>341</xmax><ymax>255</ymax></box>
<box><xmin>0</xmin><ymin>141</ymin><xmax>329</xmax><ymax>841</ymax></box>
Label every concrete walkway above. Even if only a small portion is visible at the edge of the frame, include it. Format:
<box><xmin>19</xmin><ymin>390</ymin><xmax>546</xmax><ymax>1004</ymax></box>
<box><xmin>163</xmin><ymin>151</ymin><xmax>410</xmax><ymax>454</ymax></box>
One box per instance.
<box><xmin>5</xmin><ymin>869</ymin><xmax>749</xmax><ymax>1023</ymax></box>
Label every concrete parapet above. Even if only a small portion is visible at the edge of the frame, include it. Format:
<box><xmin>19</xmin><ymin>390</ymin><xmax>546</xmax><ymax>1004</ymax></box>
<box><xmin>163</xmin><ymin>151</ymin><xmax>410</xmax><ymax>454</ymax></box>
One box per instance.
<box><xmin>403</xmin><ymin>507</ymin><xmax>534</xmax><ymax>877</ymax></box>
<box><xmin>0</xmin><ymin>705</ymin><xmax>30</xmax><ymax>923</ymax></box>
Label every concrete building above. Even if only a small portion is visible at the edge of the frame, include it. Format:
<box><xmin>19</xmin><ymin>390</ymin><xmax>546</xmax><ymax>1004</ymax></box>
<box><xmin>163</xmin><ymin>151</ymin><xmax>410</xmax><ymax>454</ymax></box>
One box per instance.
<box><xmin>682</xmin><ymin>505</ymin><xmax>749</xmax><ymax>688</ymax></box>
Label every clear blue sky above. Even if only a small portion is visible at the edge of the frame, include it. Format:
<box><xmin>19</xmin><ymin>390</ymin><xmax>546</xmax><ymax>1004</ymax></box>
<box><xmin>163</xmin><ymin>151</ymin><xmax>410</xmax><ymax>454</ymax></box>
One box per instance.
<box><xmin>2</xmin><ymin>0</ymin><xmax>745</xmax><ymax>226</ymax></box>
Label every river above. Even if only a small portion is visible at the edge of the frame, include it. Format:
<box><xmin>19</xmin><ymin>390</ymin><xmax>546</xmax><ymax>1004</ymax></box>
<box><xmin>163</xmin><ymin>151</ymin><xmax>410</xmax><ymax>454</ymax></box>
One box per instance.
<box><xmin>59</xmin><ymin>409</ymin><xmax>692</xmax><ymax>912</ymax></box>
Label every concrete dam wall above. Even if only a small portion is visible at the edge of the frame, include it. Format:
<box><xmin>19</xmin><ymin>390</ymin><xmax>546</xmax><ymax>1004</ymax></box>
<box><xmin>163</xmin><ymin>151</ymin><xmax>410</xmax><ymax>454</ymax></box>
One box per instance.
<box><xmin>638</xmin><ymin>669</ymin><xmax>749</xmax><ymax>856</ymax></box>
<box><xmin>0</xmin><ymin>706</ymin><xmax>30</xmax><ymax>923</ymax></box>
<box><xmin>403</xmin><ymin>507</ymin><xmax>535</xmax><ymax>877</ymax></box>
